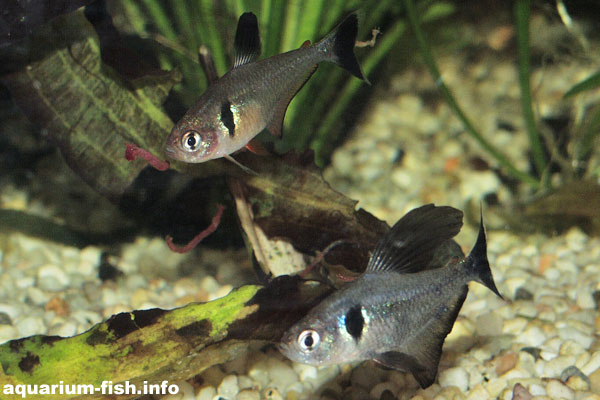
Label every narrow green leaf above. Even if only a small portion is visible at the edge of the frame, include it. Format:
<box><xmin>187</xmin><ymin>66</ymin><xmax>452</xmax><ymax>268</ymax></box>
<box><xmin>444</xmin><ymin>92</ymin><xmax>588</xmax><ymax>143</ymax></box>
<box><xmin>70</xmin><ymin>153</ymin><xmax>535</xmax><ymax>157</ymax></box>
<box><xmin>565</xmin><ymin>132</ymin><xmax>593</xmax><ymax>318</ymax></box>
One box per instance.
<box><xmin>563</xmin><ymin>70</ymin><xmax>600</xmax><ymax>98</ymax></box>
<box><xmin>515</xmin><ymin>0</ymin><xmax>547</xmax><ymax>183</ymax></box>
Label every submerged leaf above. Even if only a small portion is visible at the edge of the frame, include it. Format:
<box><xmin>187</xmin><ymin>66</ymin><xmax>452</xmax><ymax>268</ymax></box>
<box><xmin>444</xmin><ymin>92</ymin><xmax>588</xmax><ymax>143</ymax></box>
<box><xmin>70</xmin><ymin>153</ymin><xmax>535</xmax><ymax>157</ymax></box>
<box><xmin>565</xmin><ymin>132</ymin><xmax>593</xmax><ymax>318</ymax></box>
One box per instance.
<box><xmin>226</xmin><ymin>151</ymin><xmax>389</xmax><ymax>274</ymax></box>
<box><xmin>0</xmin><ymin>276</ymin><xmax>332</xmax><ymax>400</ymax></box>
<box><xmin>1</xmin><ymin>11</ymin><xmax>178</xmax><ymax>202</ymax></box>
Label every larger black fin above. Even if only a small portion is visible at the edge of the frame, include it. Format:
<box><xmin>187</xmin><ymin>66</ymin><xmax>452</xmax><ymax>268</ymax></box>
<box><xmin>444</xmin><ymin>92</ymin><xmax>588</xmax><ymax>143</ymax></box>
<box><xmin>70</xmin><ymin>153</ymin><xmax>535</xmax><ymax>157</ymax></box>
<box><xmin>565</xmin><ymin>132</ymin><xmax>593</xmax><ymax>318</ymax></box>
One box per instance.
<box><xmin>320</xmin><ymin>12</ymin><xmax>369</xmax><ymax>83</ymax></box>
<box><xmin>373</xmin><ymin>286</ymin><xmax>468</xmax><ymax>388</ymax></box>
<box><xmin>233</xmin><ymin>12</ymin><xmax>261</xmax><ymax>67</ymax></box>
<box><xmin>366</xmin><ymin>204</ymin><xmax>463</xmax><ymax>274</ymax></box>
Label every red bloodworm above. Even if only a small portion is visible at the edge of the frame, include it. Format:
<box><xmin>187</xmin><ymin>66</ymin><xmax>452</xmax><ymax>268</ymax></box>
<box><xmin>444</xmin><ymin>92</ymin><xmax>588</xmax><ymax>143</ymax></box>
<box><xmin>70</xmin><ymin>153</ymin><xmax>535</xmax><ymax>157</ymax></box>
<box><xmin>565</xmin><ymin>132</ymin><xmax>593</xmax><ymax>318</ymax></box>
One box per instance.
<box><xmin>125</xmin><ymin>143</ymin><xmax>170</xmax><ymax>171</ymax></box>
<box><xmin>166</xmin><ymin>204</ymin><xmax>226</xmax><ymax>253</ymax></box>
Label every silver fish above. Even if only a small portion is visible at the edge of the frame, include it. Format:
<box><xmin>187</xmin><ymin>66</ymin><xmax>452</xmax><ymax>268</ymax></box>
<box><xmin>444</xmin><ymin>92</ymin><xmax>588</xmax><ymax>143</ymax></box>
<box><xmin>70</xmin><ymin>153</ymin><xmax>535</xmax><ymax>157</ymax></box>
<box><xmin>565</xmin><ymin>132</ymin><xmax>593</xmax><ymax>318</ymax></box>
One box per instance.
<box><xmin>279</xmin><ymin>204</ymin><xmax>502</xmax><ymax>388</ymax></box>
<box><xmin>165</xmin><ymin>12</ymin><xmax>368</xmax><ymax>166</ymax></box>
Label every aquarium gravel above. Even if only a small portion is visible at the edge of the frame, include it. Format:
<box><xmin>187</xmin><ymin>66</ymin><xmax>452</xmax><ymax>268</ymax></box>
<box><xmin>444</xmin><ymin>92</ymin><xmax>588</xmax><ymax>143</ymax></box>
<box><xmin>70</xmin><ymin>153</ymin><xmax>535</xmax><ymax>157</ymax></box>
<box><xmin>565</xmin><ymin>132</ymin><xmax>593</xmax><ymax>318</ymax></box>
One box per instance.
<box><xmin>1</xmin><ymin>13</ymin><xmax>600</xmax><ymax>400</ymax></box>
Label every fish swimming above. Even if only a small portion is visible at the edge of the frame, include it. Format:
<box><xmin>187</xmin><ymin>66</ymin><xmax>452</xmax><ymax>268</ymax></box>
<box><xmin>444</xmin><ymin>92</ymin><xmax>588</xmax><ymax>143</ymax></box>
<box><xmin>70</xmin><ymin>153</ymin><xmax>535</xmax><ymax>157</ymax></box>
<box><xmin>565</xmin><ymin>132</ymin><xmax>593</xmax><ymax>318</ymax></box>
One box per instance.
<box><xmin>279</xmin><ymin>204</ymin><xmax>502</xmax><ymax>388</ymax></box>
<box><xmin>165</xmin><ymin>11</ymin><xmax>369</xmax><ymax>166</ymax></box>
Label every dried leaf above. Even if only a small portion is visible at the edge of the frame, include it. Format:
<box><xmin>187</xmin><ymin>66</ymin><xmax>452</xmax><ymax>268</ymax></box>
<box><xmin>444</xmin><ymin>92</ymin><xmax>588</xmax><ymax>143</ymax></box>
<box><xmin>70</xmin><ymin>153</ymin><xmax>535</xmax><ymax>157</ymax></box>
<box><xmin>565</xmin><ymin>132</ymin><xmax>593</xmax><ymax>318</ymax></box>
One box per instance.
<box><xmin>226</xmin><ymin>152</ymin><xmax>389</xmax><ymax>273</ymax></box>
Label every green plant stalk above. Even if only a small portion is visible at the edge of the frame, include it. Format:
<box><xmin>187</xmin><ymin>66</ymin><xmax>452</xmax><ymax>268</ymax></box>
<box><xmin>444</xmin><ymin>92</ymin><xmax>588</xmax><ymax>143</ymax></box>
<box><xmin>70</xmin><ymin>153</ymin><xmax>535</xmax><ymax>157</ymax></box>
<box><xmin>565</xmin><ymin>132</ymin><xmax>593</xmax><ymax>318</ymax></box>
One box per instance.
<box><xmin>515</xmin><ymin>0</ymin><xmax>547</xmax><ymax>182</ymax></box>
<box><xmin>199</xmin><ymin>0</ymin><xmax>228</xmax><ymax>75</ymax></box>
<box><xmin>403</xmin><ymin>0</ymin><xmax>540</xmax><ymax>188</ymax></box>
<box><xmin>574</xmin><ymin>106</ymin><xmax>600</xmax><ymax>174</ymax></box>
<box><xmin>287</xmin><ymin>0</ymin><xmax>393</xmax><ymax>152</ymax></box>
<box><xmin>296</xmin><ymin>0</ymin><xmax>325</xmax><ymax>43</ymax></box>
<box><xmin>312</xmin><ymin>19</ymin><xmax>407</xmax><ymax>165</ymax></box>
<box><xmin>281</xmin><ymin>0</ymin><xmax>302</xmax><ymax>53</ymax></box>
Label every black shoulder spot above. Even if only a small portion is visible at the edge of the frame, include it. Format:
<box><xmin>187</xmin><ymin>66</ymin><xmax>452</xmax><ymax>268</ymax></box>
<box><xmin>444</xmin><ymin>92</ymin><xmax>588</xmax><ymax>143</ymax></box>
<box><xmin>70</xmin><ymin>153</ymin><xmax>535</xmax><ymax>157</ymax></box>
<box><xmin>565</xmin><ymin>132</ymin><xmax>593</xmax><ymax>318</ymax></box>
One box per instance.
<box><xmin>345</xmin><ymin>304</ymin><xmax>364</xmax><ymax>340</ymax></box>
<box><xmin>220</xmin><ymin>100</ymin><xmax>235</xmax><ymax>137</ymax></box>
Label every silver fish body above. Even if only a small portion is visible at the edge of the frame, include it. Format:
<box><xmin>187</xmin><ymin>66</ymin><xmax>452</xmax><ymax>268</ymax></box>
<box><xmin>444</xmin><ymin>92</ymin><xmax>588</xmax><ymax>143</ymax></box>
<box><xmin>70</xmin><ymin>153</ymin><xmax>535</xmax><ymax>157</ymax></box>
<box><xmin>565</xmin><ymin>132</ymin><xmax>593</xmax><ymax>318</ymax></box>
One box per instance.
<box><xmin>279</xmin><ymin>204</ymin><xmax>502</xmax><ymax>388</ymax></box>
<box><xmin>165</xmin><ymin>12</ymin><xmax>368</xmax><ymax>164</ymax></box>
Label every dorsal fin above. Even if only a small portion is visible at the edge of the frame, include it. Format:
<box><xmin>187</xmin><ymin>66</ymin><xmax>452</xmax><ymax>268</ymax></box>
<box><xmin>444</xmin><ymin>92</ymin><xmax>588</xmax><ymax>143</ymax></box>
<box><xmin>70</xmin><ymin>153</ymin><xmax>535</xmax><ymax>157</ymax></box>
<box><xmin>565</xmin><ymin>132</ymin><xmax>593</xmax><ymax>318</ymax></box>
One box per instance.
<box><xmin>365</xmin><ymin>204</ymin><xmax>463</xmax><ymax>274</ymax></box>
<box><xmin>233</xmin><ymin>12</ymin><xmax>261</xmax><ymax>67</ymax></box>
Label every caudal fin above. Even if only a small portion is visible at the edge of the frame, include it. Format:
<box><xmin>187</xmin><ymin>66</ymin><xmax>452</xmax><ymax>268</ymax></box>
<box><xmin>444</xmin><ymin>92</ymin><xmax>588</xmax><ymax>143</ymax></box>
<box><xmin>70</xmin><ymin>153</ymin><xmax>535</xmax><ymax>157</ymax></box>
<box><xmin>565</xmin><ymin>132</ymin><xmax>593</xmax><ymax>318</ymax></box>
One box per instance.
<box><xmin>320</xmin><ymin>12</ymin><xmax>369</xmax><ymax>84</ymax></box>
<box><xmin>465</xmin><ymin>212</ymin><xmax>503</xmax><ymax>299</ymax></box>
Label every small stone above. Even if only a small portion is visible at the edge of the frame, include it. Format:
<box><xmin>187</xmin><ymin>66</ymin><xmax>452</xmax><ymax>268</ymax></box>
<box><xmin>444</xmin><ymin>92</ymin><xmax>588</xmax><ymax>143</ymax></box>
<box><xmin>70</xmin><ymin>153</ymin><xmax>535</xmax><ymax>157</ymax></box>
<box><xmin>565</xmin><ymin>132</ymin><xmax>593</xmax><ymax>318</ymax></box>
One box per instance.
<box><xmin>369</xmin><ymin>382</ymin><xmax>399</xmax><ymax>399</ymax></box>
<box><xmin>0</xmin><ymin>325</ymin><xmax>19</xmax><ymax>343</ymax></box>
<box><xmin>27</xmin><ymin>286</ymin><xmax>49</xmax><ymax>306</ymax></box>
<box><xmin>37</xmin><ymin>264</ymin><xmax>70</xmax><ymax>291</ymax></box>
<box><xmin>218</xmin><ymin>375</ymin><xmax>239</xmax><ymax>399</ymax></box>
<box><xmin>589</xmin><ymin>366</ymin><xmax>600</xmax><ymax>394</ymax></box>
<box><xmin>297</xmin><ymin>364</ymin><xmax>317</xmax><ymax>382</ymax></box>
<box><xmin>261</xmin><ymin>387</ymin><xmax>282</xmax><ymax>400</ymax></box>
<box><xmin>582</xmin><ymin>351</ymin><xmax>600</xmax><ymax>375</ymax></box>
<box><xmin>16</xmin><ymin>316</ymin><xmax>45</xmax><ymax>337</ymax></box>
<box><xmin>45</xmin><ymin>295</ymin><xmax>70</xmax><ymax>316</ymax></box>
<box><xmin>495</xmin><ymin>352</ymin><xmax>517</xmax><ymax>375</ymax></box>
<box><xmin>236</xmin><ymin>389</ymin><xmax>260</xmax><ymax>400</ymax></box>
<box><xmin>438</xmin><ymin>366</ymin><xmax>469</xmax><ymax>392</ymax></box>
<box><xmin>196</xmin><ymin>386</ymin><xmax>216</xmax><ymax>400</ymax></box>
<box><xmin>511</xmin><ymin>383</ymin><xmax>532</xmax><ymax>400</ymax></box>
<box><xmin>545</xmin><ymin>379</ymin><xmax>574</xmax><ymax>400</ymax></box>
<box><xmin>0</xmin><ymin>312</ymin><xmax>11</xmax><ymax>325</ymax></box>
<box><xmin>47</xmin><ymin>320</ymin><xmax>77</xmax><ymax>337</ymax></box>
<box><xmin>266</xmin><ymin>358</ymin><xmax>297</xmax><ymax>389</ymax></box>
<box><xmin>514</xmin><ymin>287</ymin><xmax>534</xmax><ymax>301</ymax></box>
<box><xmin>236</xmin><ymin>376</ymin><xmax>255</xmax><ymax>391</ymax></box>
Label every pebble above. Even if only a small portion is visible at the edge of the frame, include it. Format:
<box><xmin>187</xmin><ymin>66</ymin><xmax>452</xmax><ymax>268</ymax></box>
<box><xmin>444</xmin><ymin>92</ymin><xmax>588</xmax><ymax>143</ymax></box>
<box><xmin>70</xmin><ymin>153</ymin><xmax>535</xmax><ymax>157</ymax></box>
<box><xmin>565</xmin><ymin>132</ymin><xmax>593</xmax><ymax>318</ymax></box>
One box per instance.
<box><xmin>266</xmin><ymin>358</ymin><xmax>297</xmax><ymax>390</ymax></box>
<box><xmin>218</xmin><ymin>375</ymin><xmax>239</xmax><ymax>399</ymax></box>
<box><xmin>545</xmin><ymin>379</ymin><xmax>575</xmax><ymax>400</ymax></box>
<box><xmin>236</xmin><ymin>389</ymin><xmax>260</xmax><ymax>400</ymax></box>
<box><xmin>37</xmin><ymin>264</ymin><xmax>70</xmax><ymax>291</ymax></box>
<box><xmin>16</xmin><ymin>316</ymin><xmax>45</xmax><ymax>337</ymax></box>
<box><xmin>438</xmin><ymin>367</ymin><xmax>469</xmax><ymax>392</ymax></box>
<box><xmin>197</xmin><ymin>386</ymin><xmax>217</xmax><ymax>400</ymax></box>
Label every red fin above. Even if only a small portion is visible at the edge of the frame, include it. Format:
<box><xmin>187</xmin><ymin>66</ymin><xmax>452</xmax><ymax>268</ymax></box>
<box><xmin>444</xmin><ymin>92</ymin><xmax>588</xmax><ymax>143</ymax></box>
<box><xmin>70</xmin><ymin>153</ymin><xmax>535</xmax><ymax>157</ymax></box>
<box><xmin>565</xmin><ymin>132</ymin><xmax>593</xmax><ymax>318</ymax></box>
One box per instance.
<box><xmin>300</xmin><ymin>40</ymin><xmax>311</xmax><ymax>49</ymax></box>
<box><xmin>245</xmin><ymin>138</ymin><xmax>270</xmax><ymax>155</ymax></box>
<box><xmin>266</xmin><ymin>64</ymin><xmax>318</xmax><ymax>137</ymax></box>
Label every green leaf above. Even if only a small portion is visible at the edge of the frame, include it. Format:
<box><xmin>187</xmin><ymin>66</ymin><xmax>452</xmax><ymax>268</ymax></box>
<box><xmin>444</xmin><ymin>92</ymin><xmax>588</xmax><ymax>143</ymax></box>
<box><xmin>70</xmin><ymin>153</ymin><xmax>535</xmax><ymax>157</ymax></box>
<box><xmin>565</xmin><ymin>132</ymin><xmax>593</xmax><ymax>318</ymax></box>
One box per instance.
<box><xmin>563</xmin><ymin>70</ymin><xmax>600</xmax><ymax>99</ymax></box>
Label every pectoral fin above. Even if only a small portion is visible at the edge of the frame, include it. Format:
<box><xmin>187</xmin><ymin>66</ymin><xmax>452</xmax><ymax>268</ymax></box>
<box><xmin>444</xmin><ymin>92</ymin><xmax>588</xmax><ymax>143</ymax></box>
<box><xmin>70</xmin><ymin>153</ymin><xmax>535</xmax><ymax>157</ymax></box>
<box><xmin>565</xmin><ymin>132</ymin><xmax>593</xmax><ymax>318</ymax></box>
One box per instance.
<box><xmin>233</xmin><ymin>13</ymin><xmax>261</xmax><ymax>67</ymax></box>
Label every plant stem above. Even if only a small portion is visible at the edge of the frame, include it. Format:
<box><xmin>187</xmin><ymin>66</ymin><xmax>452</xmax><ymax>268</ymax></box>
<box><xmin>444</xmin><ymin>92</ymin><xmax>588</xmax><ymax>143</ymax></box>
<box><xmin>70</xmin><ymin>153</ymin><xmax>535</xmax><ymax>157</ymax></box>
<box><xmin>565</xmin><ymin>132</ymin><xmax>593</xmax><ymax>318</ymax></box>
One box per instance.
<box><xmin>403</xmin><ymin>0</ymin><xmax>540</xmax><ymax>188</ymax></box>
<box><xmin>515</xmin><ymin>0</ymin><xmax>547</xmax><ymax>183</ymax></box>
<box><xmin>312</xmin><ymin>19</ymin><xmax>407</xmax><ymax>165</ymax></box>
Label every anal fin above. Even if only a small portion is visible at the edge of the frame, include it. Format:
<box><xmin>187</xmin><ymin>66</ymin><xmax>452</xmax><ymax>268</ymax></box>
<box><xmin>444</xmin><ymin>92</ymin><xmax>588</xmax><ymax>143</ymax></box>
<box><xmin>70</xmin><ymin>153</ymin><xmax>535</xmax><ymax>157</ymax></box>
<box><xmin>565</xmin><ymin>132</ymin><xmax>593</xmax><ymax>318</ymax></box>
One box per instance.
<box><xmin>373</xmin><ymin>286</ymin><xmax>469</xmax><ymax>389</ymax></box>
<box><xmin>266</xmin><ymin>64</ymin><xmax>318</xmax><ymax>137</ymax></box>
<box><xmin>374</xmin><ymin>351</ymin><xmax>435</xmax><ymax>388</ymax></box>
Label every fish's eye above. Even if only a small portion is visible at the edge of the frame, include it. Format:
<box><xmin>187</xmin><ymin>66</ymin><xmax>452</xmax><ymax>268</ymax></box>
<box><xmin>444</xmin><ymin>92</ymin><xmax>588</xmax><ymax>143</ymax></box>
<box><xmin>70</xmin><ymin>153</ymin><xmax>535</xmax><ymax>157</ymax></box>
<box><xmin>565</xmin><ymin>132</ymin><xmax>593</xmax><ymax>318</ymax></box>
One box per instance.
<box><xmin>182</xmin><ymin>130</ymin><xmax>201</xmax><ymax>152</ymax></box>
<box><xmin>297</xmin><ymin>329</ymin><xmax>320</xmax><ymax>352</ymax></box>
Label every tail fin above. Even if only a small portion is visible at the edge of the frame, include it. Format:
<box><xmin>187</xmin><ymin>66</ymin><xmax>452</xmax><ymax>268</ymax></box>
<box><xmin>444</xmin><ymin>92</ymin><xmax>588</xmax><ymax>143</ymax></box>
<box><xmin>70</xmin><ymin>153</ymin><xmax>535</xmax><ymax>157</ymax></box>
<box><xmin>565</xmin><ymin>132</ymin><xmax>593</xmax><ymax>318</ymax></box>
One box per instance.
<box><xmin>319</xmin><ymin>12</ymin><xmax>370</xmax><ymax>84</ymax></box>
<box><xmin>465</xmin><ymin>212</ymin><xmax>503</xmax><ymax>299</ymax></box>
